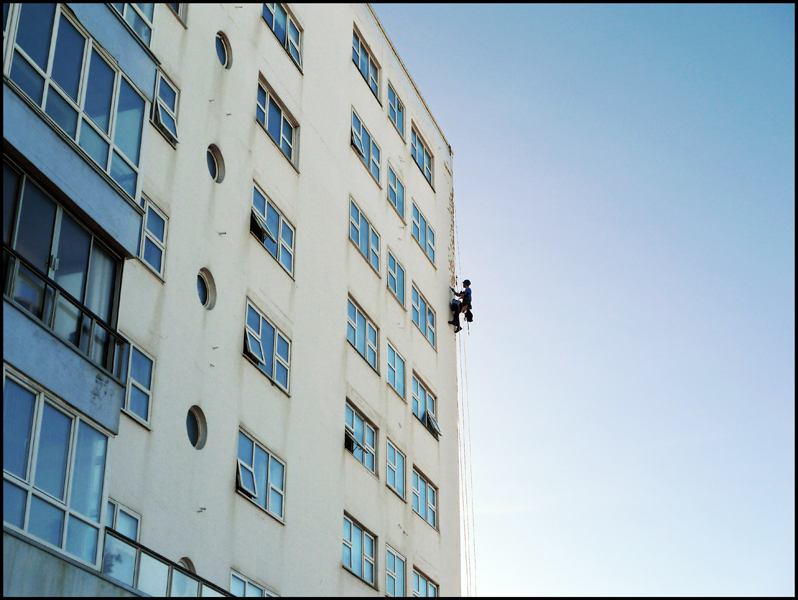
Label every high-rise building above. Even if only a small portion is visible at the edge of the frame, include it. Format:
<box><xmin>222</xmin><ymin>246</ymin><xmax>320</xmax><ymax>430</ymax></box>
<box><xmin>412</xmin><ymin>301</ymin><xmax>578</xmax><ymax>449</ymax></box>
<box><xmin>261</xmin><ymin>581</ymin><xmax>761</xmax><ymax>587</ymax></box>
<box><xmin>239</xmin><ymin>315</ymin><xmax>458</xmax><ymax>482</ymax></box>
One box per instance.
<box><xmin>3</xmin><ymin>3</ymin><xmax>459</xmax><ymax>596</ymax></box>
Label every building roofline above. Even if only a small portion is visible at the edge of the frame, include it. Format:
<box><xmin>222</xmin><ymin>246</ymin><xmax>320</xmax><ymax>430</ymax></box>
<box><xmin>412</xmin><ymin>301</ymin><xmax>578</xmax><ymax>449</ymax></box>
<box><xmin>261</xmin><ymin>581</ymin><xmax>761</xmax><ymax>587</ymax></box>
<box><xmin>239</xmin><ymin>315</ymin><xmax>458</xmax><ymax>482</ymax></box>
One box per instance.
<box><xmin>366</xmin><ymin>4</ymin><xmax>453</xmax><ymax>157</ymax></box>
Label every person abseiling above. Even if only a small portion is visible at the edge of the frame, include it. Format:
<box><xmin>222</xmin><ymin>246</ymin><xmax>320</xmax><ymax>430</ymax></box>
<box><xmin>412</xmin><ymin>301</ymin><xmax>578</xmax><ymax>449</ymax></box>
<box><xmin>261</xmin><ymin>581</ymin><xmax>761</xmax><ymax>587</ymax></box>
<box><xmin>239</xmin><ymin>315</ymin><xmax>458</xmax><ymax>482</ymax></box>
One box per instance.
<box><xmin>448</xmin><ymin>279</ymin><xmax>472</xmax><ymax>333</ymax></box>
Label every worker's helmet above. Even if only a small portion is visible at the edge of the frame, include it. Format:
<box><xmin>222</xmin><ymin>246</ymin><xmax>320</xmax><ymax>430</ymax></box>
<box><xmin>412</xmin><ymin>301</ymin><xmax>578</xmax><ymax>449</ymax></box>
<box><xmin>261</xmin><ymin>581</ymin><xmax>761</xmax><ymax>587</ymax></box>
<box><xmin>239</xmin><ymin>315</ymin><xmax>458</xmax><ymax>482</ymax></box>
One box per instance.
<box><xmin>463</xmin><ymin>279</ymin><xmax>471</xmax><ymax>286</ymax></box>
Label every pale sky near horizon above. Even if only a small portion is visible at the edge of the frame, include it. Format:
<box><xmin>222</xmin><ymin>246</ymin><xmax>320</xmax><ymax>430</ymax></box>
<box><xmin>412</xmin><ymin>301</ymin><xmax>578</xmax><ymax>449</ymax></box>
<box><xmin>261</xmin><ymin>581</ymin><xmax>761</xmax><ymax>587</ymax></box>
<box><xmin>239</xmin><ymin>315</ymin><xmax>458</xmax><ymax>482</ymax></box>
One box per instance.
<box><xmin>373</xmin><ymin>4</ymin><xmax>795</xmax><ymax>596</ymax></box>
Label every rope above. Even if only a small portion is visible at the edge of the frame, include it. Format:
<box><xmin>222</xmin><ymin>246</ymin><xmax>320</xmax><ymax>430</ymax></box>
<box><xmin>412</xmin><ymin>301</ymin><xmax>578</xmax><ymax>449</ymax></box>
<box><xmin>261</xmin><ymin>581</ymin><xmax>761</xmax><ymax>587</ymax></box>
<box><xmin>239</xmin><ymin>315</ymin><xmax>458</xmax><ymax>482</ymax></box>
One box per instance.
<box><xmin>452</xmin><ymin>191</ymin><xmax>477</xmax><ymax>597</ymax></box>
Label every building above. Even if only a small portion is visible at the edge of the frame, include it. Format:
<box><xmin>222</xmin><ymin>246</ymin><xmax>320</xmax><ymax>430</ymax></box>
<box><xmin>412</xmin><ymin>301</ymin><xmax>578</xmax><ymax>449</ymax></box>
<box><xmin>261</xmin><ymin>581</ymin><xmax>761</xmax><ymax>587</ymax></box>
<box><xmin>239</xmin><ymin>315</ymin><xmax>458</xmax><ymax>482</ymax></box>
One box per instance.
<box><xmin>3</xmin><ymin>3</ymin><xmax>460</xmax><ymax>597</ymax></box>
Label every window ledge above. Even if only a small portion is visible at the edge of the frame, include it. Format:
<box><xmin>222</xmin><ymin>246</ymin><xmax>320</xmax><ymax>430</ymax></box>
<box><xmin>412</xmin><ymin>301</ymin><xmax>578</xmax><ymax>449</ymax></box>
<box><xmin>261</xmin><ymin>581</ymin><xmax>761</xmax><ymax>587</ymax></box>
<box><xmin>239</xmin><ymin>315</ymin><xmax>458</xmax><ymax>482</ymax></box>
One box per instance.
<box><xmin>387</xmin><ymin>484</ymin><xmax>407</xmax><ymax>504</ymax></box>
<box><xmin>121</xmin><ymin>408</ymin><xmax>152</xmax><ymax>431</ymax></box>
<box><xmin>136</xmin><ymin>256</ymin><xmax>166</xmax><ymax>284</ymax></box>
<box><xmin>348</xmin><ymin>237</ymin><xmax>381</xmax><ymax>277</ymax></box>
<box><xmin>235</xmin><ymin>489</ymin><xmax>285</xmax><ymax>526</ymax></box>
<box><xmin>342</xmin><ymin>564</ymin><xmax>379</xmax><ymax>592</ymax></box>
<box><xmin>412</xmin><ymin>322</ymin><xmax>437</xmax><ymax>352</ymax></box>
<box><xmin>413</xmin><ymin>511</ymin><xmax>440</xmax><ymax>534</ymax></box>
<box><xmin>388</xmin><ymin>200</ymin><xmax>407</xmax><ymax>225</ymax></box>
<box><xmin>344</xmin><ymin>448</ymin><xmax>379</xmax><ymax>481</ymax></box>
<box><xmin>248</xmin><ymin>231</ymin><xmax>296</xmax><ymax>281</ymax></box>
<box><xmin>411</xmin><ymin>236</ymin><xmax>437</xmax><ymax>270</ymax></box>
<box><xmin>389</xmin><ymin>118</ymin><xmax>405</xmax><ymax>142</ymax></box>
<box><xmin>413</xmin><ymin>413</ymin><xmax>440</xmax><ymax>441</ymax></box>
<box><xmin>387</xmin><ymin>382</ymin><xmax>406</xmax><ymax>404</ymax></box>
<box><xmin>255</xmin><ymin>119</ymin><xmax>300</xmax><ymax>175</ymax></box>
<box><xmin>347</xmin><ymin>339</ymin><xmax>380</xmax><ymax>376</ymax></box>
<box><xmin>243</xmin><ymin>353</ymin><xmax>291</xmax><ymax>398</ymax></box>
<box><xmin>261</xmin><ymin>16</ymin><xmax>304</xmax><ymax>75</ymax></box>
<box><xmin>351</xmin><ymin>146</ymin><xmax>382</xmax><ymax>188</ymax></box>
<box><xmin>149</xmin><ymin>119</ymin><xmax>178</xmax><ymax>149</ymax></box>
<box><xmin>387</xmin><ymin>288</ymin><xmax>407</xmax><ymax>313</ymax></box>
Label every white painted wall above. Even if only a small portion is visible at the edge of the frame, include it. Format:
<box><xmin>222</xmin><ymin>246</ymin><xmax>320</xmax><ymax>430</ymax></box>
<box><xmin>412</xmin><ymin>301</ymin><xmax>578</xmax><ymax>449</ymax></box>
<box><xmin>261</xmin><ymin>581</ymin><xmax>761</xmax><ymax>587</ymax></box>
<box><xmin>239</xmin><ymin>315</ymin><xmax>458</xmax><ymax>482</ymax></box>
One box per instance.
<box><xmin>110</xmin><ymin>4</ymin><xmax>459</xmax><ymax>595</ymax></box>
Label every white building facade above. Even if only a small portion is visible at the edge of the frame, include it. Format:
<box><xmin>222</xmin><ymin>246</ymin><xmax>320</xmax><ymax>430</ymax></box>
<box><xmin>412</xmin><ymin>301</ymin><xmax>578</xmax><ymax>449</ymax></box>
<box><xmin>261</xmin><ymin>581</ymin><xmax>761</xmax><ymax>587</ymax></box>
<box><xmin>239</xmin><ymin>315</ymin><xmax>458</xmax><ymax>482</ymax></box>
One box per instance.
<box><xmin>4</xmin><ymin>3</ymin><xmax>459</xmax><ymax>597</ymax></box>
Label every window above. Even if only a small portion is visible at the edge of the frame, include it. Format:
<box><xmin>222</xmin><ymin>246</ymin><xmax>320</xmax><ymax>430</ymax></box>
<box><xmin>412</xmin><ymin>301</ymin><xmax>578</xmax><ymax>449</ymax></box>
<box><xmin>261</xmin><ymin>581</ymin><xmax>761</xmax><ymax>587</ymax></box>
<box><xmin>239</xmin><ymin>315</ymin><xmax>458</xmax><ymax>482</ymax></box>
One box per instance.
<box><xmin>3</xmin><ymin>161</ymin><xmax>126</xmax><ymax>378</ymax></box>
<box><xmin>3</xmin><ymin>369</ymin><xmax>109</xmax><ymax>567</ymax></box>
<box><xmin>347</xmin><ymin>298</ymin><xmax>378</xmax><ymax>370</ymax></box>
<box><xmin>244</xmin><ymin>300</ymin><xmax>291</xmax><ymax>392</ymax></box>
<box><xmin>236</xmin><ymin>430</ymin><xmax>286</xmax><ymax>521</ymax></box>
<box><xmin>388</xmin><ymin>84</ymin><xmax>404</xmax><ymax>136</ymax></box>
<box><xmin>351</xmin><ymin>30</ymin><xmax>379</xmax><ymax>98</ymax></box>
<box><xmin>216</xmin><ymin>32</ymin><xmax>231</xmax><ymax>68</ymax></box>
<box><xmin>412</xmin><ymin>376</ymin><xmax>436</xmax><ymax>425</ymax></box>
<box><xmin>139</xmin><ymin>198</ymin><xmax>167</xmax><ymax>277</ymax></box>
<box><xmin>412</xmin><ymin>470</ymin><xmax>437</xmax><ymax>529</ymax></box>
<box><xmin>386</xmin><ymin>546</ymin><xmax>406</xmax><ymax>597</ymax></box>
<box><xmin>344</xmin><ymin>403</ymin><xmax>376</xmax><ymax>473</ymax></box>
<box><xmin>342</xmin><ymin>515</ymin><xmax>375</xmax><ymax>585</ymax></box>
<box><xmin>387</xmin><ymin>251</ymin><xmax>405</xmax><ymax>306</ymax></box>
<box><xmin>256</xmin><ymin>81</ymin><xmax>297</xmax><ymax>163</ymax></box>
<box><xmin>111</xmin><ymin>3</ymin><xmax>154</xmax><ymax>47</ymax></box>
<box><xmin>106</xmin><ymin>499</ymin><xmax>140</xmax><ymax>542</ymax></box>
<box><xmin>411</xmin><ymin>203</ymin><xmax>436</xmax><ymax>264</ymax></box>
<box><xmin>411</xmin><ymin>127</ymin><xmax>434</xmax><ymax>186</ymax></box>
<box><xmin>206</xmin><ymin>145</ymin><xmax>225</xmax><ymax>183</ymax></box>
<box><xmin>388</xmin><ymin>167</ymin><xmax>405</xmax><ymax>219</ymax></box>
<box><xmin>166</xmin><ymin>3</ymin><xmax>187</xmax><ymax>24</ymax></box>
<box><xmin>411</xmin><ymin>286</ymin><xmax>436</xmax><ymax>347</ymax></box>
<box><xmin>231</xmin><ymin>570</ymin><xmax>277</xmax><ymax>597</ymax></box>
<box><xmin>262</xmin><ymin>3</ymin><xmax>301</xmax><ymax>68</ymax></box>
<box><xmin>413</xmin><ymin>570</ymin><xmax>438</xmax><ymax>597</ymax></box>
<box><xmin>387</xmin><ymin>343</ymin><xmax>405</xmax><ymax>399</ymax></box>
<box><xmin>124</xmin><ymin>342</ymin><xmax>154</xmax><ymax>425</ymax></box>
<box><xmin>351</xmin><ymin>110</ymin><xmax>381</xmax><ymax>182</ymax></box>
<box><xmin>386</xmin><ymin>440</ymin><xmax>405</xmax><ymax>499</ymax></box>
<box><xmin>251</xmin><ymin>185</ymin><xmax>294</xmax><ymax>275</ymax></box>
<box><xmin>349</xmin><ymin>199</ymin><xmax>380</xmax><ymax>272</ymax></box>
<box><xmin>153</xmin><ymin>72</ymin><xmax>179</xmax><ymax>144</ymax></box>
<box><xmin>5</xmin><ymin>4</ymin><xmax>148</xmax><ymax>200</ymax></box>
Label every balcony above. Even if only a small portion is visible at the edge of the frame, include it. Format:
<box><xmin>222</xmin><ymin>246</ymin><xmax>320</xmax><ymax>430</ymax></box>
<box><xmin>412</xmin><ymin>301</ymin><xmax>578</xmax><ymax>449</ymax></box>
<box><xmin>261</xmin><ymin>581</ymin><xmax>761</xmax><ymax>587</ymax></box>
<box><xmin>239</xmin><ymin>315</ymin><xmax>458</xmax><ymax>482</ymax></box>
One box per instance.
<box><xmin>3</xmin><ymin>246</ymin><xmax>128</xmax><ymax>433</ymax></box>
<box><xmin>102</xmin><ymin>529</ymin><xmax>231</xmax><ymax>597</ymax></box>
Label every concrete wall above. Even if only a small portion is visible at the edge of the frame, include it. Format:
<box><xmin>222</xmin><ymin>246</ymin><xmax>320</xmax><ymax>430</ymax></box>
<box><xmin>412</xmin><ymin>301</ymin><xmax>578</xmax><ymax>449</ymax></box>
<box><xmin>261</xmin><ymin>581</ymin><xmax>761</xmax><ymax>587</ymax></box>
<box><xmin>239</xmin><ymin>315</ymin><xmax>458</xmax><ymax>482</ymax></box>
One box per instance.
<box><xmin>3</xmin><ymin>530</ymin><xmax>140</xmax><ymax>597</ymax></box>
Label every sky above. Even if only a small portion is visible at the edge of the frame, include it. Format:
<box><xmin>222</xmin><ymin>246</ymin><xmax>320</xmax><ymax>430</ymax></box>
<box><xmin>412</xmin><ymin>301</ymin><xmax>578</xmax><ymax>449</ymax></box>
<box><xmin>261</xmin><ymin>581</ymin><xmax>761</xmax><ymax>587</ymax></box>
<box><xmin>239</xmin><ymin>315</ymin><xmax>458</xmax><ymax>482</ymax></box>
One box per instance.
<box><xmin>373</xmin><ymin>4</ymin><xmax>795</xmax><ymax>596</ymax></box>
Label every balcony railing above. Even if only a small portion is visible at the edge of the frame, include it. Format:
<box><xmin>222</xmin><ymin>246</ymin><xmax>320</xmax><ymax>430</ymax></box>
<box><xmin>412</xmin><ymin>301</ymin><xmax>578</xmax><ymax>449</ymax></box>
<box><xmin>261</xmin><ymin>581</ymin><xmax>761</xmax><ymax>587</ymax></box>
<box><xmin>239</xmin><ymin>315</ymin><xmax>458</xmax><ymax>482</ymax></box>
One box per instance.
<box><xmin>102</xmin><ymin>529</ymin><xmax>231</xmax><ymax>597</ymax></box>
<box><xmin>3</xmin><ymin>246</ymin><xmax>128</xmax><ymax>383</ymax></box>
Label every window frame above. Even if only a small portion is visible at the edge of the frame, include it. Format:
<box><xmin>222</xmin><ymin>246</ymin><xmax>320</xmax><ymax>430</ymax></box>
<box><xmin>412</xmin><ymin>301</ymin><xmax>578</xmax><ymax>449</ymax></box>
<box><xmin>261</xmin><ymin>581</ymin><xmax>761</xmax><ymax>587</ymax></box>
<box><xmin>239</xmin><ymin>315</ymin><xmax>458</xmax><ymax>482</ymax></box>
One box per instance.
<box><xmin>386</xmin><ymin>439</ymin><xmax>405</xmax><ymax>500</ymax></box>
<box><xmin>256</xmin><ymin>79</ymin><xmax>298</xmax><ymax>166</ymax></box>
<box><xmin>351</xmin><ymin>28</ymin><xmax>379</xmax><ymax>100</ymax></box>
<box><xmin>387</xmin><ymin>250</ymin><xmax>405</xmax><ymax>307</ymax></box>
<box><xmin>244</xmin><ymin>300</ymin><xmax>292</xmax><ymax>393</ymax></box>
<box><xmin>413</xmin><ymin>569</ymin><xmax>439</xmax><ymax>597</ymax></box>
<box><xmin>106</xmin><ymin>498</ymin><xmax>141</xmax><ymax>543</ymax></box>
<box><xmin>412</xmin><ymin>374</ymin><xmax>437</xmax><ymax>428</ymax></box>
<box><xmin>412</xmin><ymin>468</ymin><xmax>438</xmax><ymax>530</ymax></box>
<box><xmin>166</xmin><ymin>3</ymin><xmax>188</xmax><ymax>25</ymax></box>
<box><xmin>411</xmin><ymin>126</ymin><xmax>434</xmax><ymax>188</ymax></box>
<box><xmin>346</xmin><ymin>297</ymin><xmax>379</xmax><ymax>372</ymax></box>
<box><xmin>3</xmin><ymin>367</ymin><xmax>111</xmax><ymax>570</ymax></box>
<box><xmin>387</xmin><ymin>82</ymin><xmax>404</xmax><ymax>138</ymax></box>
<box><xmin>386</xmin><ymin>341</ymin><xmax>405</xmax><ymax>399</ymax></box>
<box><xmin>251</xmin><ymin>184</ymin><xmax>295</xmax><ymax>277</ymax></box>
<box><xmin>231</xmin><ymin>569</ymin><xmax>278</xmax><ymax>597</ymax></box>
<box><xmin>351</xmin><ymin>108</ymin><xmax>381</xmax><ymax>184</ymax></box>
<box><xmin>342</xmin><ymin>514</ymin><xmax>377</xmax><ymax>586</ymax></box>
<box><xmin>411</xmin><ymin>203</ymin><xmax>436</xmax><ymax>265</ymax></box>
<box><xmin>411</xmin><ymin>285</ymin><xmax>436</xmax><ymax>348</ymax></box>
<box><xmin>235</xmin><ymin>429</ymin><xmax>287</xmax><ymax>523</ymax></box>
<box><xmin>386</xmin><ymin>545</ymin><xmax>406</xmax><ymax>597</ymax></box>
<box><xmin>349</xmin><ymin>198</ymin><xmax>380</xmax><ymax>273</ymax></box>
<box><xmin>3</xmin><ymin>4</ymin><xmax>150</xmax><ymax>204</ymax></box>
<box><xmin>345</xmin><ymin>402</ymin><xmax>377</xmax><ymax>475</ymax></box>
<box><xmin>262</xmin><ymin>3</ymin><xmax>302</xmax><ymax>70</ymax></box>
<box><xmin>111</xmin><ymin>3</ymin><xmax>155</xmax><ymax>48</ymax></box>
<box><xmin>387</xmin><ymin>166</ymin><xmax>405</xmax><ymax>221</ymax></box>
<box><xmin>138</xmin><ymin>197</ymin><xmax>168</xmax><ymax>278</ymax></box>
<box><xmin>152</xmin><ymin>70</ymin><xmax>180</xmax><ymax>145</ymax></box>
<box><xmin>122</xmin><ymin>339</ymin><xmax>155</xmax><ymax>427</ymax></box>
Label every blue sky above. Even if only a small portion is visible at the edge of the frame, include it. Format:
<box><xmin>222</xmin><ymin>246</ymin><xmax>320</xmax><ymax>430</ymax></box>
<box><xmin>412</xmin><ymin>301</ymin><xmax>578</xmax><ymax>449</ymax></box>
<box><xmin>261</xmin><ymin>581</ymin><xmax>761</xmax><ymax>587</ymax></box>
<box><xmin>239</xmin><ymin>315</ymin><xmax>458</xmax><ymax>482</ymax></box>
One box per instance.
<box><xmin>373</xmin><ymin>4</ymin><xmax>795</xmax><ymax>596</ymax></box>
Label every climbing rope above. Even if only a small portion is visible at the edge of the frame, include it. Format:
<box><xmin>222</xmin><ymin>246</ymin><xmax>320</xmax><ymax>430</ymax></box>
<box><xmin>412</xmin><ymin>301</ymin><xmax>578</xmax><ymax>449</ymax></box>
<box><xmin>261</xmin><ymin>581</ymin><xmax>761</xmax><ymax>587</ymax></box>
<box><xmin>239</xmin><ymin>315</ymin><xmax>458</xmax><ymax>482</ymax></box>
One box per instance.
<box><xmin>452</xmin><ymin>192</ymin><xmax>477</xmax><ymax>597</ymax></box>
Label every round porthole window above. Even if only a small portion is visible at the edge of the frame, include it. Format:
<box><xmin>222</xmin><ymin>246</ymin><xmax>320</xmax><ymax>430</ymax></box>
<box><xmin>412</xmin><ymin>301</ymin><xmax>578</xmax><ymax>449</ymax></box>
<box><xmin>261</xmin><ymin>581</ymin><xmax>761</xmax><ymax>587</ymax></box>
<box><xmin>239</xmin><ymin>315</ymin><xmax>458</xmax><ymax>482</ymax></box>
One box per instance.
<box><xmin>216</xmin><ymin>32</ymin><xmax>231</xmax><ymax>69</ymax></box>
<box><xmin>186</xmin><ymin>406</ymin><xmax>207</xmax><ymax>450</ymax></box>
<box><xmin>197</xmin><ymin>268</ymin><xmax>216</xmax><ymax>309</ymax></box>
<box><xmin>206</xmin><ymin>145</ymin><xmax>225</xmax><ymax>183</ymax></box>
